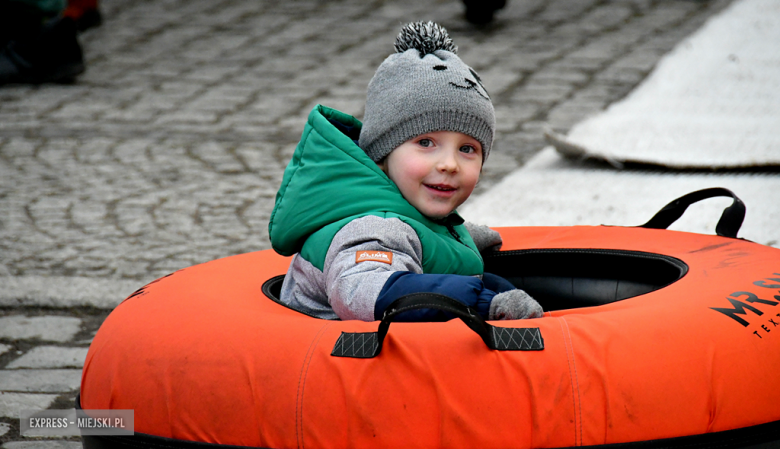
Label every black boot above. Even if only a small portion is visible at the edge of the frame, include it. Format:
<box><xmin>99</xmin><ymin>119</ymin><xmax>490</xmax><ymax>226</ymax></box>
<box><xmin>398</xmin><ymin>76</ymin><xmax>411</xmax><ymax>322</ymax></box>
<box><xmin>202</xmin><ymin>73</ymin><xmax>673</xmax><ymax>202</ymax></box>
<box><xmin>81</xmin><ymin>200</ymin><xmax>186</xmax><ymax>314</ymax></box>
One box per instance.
<box><xmin>73</xmin><ymin>8</ymin><xmax>102</xmax><ymax>32</ymax></box>
<box><xmin>0</xmin><ymin>1</ymin><xmax>51</xmax><ymax>49</ymax></box>
<box><xmin>463</xmin><ymin>0</ymin><xmax>507</xmax><ymax>25</ymax></box>
<box><xmin>0</xmin><ymin>16</ymin><xmax>85</xmax><ymax>85</ymax></box>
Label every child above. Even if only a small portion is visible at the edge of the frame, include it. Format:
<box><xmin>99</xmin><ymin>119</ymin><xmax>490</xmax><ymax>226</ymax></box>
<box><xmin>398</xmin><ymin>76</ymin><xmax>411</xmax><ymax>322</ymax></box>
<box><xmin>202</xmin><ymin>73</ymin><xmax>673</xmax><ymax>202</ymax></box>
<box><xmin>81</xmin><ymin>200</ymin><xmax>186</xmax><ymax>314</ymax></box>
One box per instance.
<box><xmin>269</xmin><ymin>21</ymin><xmax>542</xmax><ymax>322</ymax></box>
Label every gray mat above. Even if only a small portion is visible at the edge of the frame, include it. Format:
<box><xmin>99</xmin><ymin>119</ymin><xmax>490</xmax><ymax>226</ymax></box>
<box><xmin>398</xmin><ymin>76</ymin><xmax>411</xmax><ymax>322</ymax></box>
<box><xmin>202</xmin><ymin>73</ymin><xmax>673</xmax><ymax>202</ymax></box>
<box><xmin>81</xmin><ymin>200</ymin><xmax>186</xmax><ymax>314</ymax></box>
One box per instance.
<box><xmin>548</xmin><ymin>0</ymin><xmax>780</xmax><ymax>169</ymax></box>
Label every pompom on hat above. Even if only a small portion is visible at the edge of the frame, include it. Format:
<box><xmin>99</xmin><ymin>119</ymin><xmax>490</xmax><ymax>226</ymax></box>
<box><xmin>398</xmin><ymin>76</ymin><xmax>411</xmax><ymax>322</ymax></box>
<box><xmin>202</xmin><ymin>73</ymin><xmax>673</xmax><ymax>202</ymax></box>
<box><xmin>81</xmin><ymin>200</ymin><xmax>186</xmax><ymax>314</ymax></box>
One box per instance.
<box><xmin>358</xmin><ymin>21</ymin><xmax>495</xmax><ymax>163</ymax></box>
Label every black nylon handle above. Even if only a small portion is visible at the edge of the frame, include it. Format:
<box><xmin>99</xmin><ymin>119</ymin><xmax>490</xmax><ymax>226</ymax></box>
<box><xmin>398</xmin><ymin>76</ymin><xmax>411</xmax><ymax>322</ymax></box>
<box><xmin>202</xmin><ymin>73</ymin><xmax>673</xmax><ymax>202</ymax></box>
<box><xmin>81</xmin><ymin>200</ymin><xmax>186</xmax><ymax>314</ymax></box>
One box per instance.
<box><xmin>378</xmin><ymin>293</ymin><xmax>493</xmax><ymax>352</ymax></box>
<box><xmin>331</xmin><ymin>293</ymin><xmax>544</xmax><ymax>358</ymax></box>
<box><xmin>639</xmin><ymin>187</ymin><xmax>745</xmax><ymax>238</ymax></box>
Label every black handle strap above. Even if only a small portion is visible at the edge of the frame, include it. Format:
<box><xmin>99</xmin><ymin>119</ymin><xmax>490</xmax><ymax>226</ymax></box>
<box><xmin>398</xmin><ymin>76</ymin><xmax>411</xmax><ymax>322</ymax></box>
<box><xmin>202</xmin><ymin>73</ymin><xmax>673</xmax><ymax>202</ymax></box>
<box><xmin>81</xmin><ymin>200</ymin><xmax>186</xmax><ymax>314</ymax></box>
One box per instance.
<box><xmin>639</xmin><ymin>187</ymin><xmax>745</xmax><ymax>238</ymax></box>
<box><xmin>331</xmin><ymin>293</ymin><xmax>544</xmax><ymax>358</ymax></box>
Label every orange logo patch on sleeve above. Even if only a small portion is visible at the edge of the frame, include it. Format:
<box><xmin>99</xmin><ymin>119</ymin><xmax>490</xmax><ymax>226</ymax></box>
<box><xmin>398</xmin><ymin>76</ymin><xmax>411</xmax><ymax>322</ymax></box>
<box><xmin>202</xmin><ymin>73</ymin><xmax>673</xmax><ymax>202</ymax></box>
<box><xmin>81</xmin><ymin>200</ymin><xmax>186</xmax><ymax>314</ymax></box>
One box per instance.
<box><xmin>355</xmin><ymin>250</ymin><xmax>393</xmax><ymax>265</ymax></box>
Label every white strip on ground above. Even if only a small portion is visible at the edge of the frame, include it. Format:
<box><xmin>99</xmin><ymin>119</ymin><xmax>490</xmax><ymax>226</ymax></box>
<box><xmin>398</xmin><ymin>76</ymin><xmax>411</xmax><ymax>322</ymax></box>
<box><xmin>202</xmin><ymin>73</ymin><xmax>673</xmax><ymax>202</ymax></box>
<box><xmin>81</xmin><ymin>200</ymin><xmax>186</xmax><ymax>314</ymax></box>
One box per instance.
<box><xmin>547</xmin><ymin>0</ymin><xmax>780</xmax><ymax>168</ymax></box>
<box><xmin>461</xmin><ymin>147</ymin><xmax>779</xmax><ymax>248</ymax></box>
<box><xmin>0</xmin><ymin>276</ymin><xmax>143</xmax><ymax>309</ymax></box>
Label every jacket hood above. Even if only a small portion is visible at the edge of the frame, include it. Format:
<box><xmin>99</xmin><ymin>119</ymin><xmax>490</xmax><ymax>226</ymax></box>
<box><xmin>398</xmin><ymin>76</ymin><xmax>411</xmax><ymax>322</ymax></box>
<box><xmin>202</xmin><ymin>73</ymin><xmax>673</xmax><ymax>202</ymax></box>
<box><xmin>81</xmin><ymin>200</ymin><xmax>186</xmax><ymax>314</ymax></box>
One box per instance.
<box><xmin>269</xmin><ymin>105</ymin><xmax>439</xmax><ymax>256</ymax></box>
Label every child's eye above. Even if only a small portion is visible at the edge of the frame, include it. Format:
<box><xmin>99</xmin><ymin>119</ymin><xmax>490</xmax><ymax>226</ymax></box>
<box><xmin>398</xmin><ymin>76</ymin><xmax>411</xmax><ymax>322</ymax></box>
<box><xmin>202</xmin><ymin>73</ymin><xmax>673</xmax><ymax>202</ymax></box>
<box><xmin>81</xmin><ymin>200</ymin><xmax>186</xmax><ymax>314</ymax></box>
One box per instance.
<box><xmin>460</xmin><ymin>145</ymin><xmax>476</xmax><ymax>154</ymax></box>
<box><xmin>418</xmin><ymin>138</ymin><xmax>433</xmax><ymax>147</ymax></box>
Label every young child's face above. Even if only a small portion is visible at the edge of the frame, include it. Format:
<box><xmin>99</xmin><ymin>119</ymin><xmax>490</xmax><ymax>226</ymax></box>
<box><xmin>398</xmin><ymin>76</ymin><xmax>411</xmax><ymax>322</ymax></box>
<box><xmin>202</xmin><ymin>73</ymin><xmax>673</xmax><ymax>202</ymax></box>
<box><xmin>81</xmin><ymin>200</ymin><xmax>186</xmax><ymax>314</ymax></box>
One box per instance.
<box><xmin>379</xmin><ymin>131</ymin><xmax>482</xmax><ymax>219</ymax></box>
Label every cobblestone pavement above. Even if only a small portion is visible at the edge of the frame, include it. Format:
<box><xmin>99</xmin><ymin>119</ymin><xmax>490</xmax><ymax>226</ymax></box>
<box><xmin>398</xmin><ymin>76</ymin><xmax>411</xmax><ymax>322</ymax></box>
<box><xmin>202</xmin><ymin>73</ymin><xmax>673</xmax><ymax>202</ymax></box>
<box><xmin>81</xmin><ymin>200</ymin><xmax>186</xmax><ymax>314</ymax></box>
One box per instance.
<box><xmin>0</xmin><ymin>0</ymin><xmax>731</xmax><ymax>446</ymax></box>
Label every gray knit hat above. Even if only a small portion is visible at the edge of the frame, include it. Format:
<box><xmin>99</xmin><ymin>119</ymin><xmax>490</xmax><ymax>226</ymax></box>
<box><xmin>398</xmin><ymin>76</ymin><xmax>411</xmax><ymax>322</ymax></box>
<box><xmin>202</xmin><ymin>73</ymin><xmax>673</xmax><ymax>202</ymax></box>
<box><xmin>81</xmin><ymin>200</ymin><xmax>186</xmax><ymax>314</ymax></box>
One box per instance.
<box><xmin>358</xmin><ymin>21</ymin><xmax>495</xmax><ymax>163</ymax></box>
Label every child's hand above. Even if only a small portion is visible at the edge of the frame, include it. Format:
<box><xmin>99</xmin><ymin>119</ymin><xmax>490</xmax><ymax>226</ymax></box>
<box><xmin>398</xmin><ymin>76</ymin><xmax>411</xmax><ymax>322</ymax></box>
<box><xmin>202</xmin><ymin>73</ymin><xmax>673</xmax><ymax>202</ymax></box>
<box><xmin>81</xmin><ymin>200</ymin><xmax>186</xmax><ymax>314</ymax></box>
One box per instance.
<box><xmin>464</xmin><ymin>222</ymin><xmax>502</xmax><ymax>252</ymax></box>
<box><xmin>489</xmin><ymin>289</ymin><xmax>543</xmax><ymax>320</ymax></box>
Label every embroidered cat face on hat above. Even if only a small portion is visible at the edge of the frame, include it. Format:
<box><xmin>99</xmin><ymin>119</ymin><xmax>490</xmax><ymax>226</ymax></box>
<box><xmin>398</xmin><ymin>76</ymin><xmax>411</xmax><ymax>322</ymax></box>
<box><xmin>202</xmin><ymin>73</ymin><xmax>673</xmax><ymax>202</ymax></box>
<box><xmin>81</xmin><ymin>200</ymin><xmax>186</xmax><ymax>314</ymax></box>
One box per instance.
<box><xmin>358</xmin><ymin>21</ymin><xmax>495</xmax><ymax>164</ymax></box>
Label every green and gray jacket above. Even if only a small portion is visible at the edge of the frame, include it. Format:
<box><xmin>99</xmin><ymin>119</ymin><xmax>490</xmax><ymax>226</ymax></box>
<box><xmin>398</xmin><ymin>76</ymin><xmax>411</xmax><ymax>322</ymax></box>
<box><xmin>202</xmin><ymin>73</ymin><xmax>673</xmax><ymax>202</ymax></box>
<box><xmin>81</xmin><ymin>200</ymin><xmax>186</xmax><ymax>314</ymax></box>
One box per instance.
<box><xmin>269</xmin><ymin>105</ymin><xmax>487</xmax><ymax>321</ymax></box>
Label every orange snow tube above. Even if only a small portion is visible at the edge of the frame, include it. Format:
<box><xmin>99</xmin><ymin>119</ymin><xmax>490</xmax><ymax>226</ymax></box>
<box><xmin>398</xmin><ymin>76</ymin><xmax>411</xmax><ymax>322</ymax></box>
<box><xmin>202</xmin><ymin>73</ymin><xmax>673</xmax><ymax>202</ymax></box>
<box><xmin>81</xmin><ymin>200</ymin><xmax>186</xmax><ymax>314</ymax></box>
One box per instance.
<box><xmin>79</xmin><ymin>189</ymin><xmax>780</xmax><ymax>448</ymax></box>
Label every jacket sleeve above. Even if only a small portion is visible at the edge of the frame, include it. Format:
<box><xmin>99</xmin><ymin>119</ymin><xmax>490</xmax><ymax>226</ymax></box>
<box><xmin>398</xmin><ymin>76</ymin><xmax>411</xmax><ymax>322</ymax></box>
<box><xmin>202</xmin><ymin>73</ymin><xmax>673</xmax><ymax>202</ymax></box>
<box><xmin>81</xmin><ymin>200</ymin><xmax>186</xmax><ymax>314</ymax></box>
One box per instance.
<box><xmin>323</xmin><ymin>215</ymin><xmax>426</xmax><ymax>321</ymax></box>
<box><xmin>323</xmin><ymin>215</ymin><xmax>511</xmax><ymax>322</ymax></box>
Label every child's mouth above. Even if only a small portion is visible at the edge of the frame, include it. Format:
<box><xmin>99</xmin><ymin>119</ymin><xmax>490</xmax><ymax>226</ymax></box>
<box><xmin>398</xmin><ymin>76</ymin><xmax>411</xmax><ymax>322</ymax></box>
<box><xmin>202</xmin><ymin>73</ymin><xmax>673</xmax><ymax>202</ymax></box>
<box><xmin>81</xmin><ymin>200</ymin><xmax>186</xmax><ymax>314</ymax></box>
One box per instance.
<box><xmin>424</xmin><ymin>183</ymin><xmax>457</xmax><ymax>193</ymax></box>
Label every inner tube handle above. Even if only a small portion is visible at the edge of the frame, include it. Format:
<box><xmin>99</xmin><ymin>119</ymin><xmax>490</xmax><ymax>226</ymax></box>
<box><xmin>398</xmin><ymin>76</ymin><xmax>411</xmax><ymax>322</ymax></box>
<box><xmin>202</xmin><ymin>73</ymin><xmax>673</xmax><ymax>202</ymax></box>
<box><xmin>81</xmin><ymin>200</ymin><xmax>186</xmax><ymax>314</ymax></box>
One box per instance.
<box><xmin>639</xmin><ymin>187</ymin><xmax>746</xmax><ymax>239</ymax></box>
<box><xmin>331</xmin><ymin>293</ymin><xmax>544</xmax><ymax>358</ymax></box>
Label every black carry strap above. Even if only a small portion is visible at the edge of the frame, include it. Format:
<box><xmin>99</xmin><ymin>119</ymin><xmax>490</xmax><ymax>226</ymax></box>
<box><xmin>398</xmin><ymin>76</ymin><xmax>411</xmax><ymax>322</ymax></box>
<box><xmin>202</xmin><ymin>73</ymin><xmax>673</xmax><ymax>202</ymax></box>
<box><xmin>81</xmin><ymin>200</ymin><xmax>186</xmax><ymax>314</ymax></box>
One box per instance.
<box><xmin>331</xmin><ymin>293</ymin><xmax>544</xmax><ymax>358</ymax></box>
<box><xmin>639</xmin><ymin>187</ymin><xmax>745</xmax><ymax>238</ymax></box>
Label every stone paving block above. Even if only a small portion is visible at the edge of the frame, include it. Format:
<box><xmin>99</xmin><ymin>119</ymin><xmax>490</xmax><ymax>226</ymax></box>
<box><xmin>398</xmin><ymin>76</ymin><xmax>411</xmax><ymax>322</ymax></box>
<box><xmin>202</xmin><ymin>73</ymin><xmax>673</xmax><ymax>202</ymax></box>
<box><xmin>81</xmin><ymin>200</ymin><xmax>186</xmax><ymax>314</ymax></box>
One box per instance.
<box><xmin>511</xmin><ymin>83</ymin><xmax>575</xmax><ymax>106</ymax></box>
<box><xmin>0</xmin><ymin>112</ymin><xmax>37</xmax><ymax>124</ymax></box>
<box><xmin>611</xmin><ymin>49</ymin><xmax>666</xmax><ymax>72</ymax></box>
<box><xmin>0</xmin><ymin>317</ymin><xmax>81</xmax><ymax>342</ymax></box>
<box><xmin>73</xmin><ymin>139</ymin><xmax>116</xmax><ymax>165</ymax></box>
<box><xmin>0</xmin><ymin>370</ymin><xmax>81</xmax><ymax>393</ymax></box>
<box><xmin>306</xmin><ymin>97</ymin><xmax>364</xmax><ymax>119</ymax></box>
<box><xmin>110</xmin><ymin>139</ymin><xmax>153</xmax><ymax>165</ymax></box>
<box><xmin>155</xmin><ymin>109</ymin><xmax>220</xmax><ymax>125</ymax></box>
<box><xmin>547</xmin><ymin>56</ymin><xmax>606</xmax><ymax>72</ymax></box>
<box><xmin>249</xmin><ymin>93</ymin><xmax>311</xmax><ymax>116</ymax></box>
<box><xmin>183</xmin><ymin>64</ymin><xmax>245</xmax><ymax>83</ymax></box>
<box><xmin>578</xmin><ymin>3</ymin><xmax>634</xmax><ymax>33</ymax></box>
<box><xmin>38</xmin><ymin>247</ymin><xmax>89</xmax><ymax>267</ymax></box>
<box><xmin>60</xmin><ymin>258</ymin><xmax>114</xmax><ymax>278</ymax></box>
<box><xmin>567</xmin><ymin>38</ymin><xmax>628</xmax><ymax>63</ymax></box>
<box><xmin>219</xmin><ymin>118</ymin><xmax>276</xmax><ymax>135</ymax></box>
<box><xmin>0</xmin><ymin>120</ymin><xmax>38</xmax><ymax>132</ymax></box>
<box><xmin>536</xmin><ymin>0</ymin><xmax>596</xmax><ymax>23</ymax></box>
<box><xmin>69</xmin><ymin>203</ymin><xmax>107</xmax><ymax>232</ymax></box>
<box><xmin>494</xmin><ymin>130</ymin><xmax>547</xmax><ymax>159</ymax></box>
<box><xmin>478</xmin><ymin>66</ymin><xmax>524</xmax><ymax>96</ymax></box>
<box><xmin>494</xmin><ymin>104</ymin><xmax>540</xmax><ymax>133</ymax></box>
<box><xmin>131</xmin><ymin>94</ymin><xmax>180</xmax><ymax>111</ymax></box>
<box><xmin>3</xmin><ymin>442</ymin><xmax>83</xmax><ymax>449</ymax></box>
<box><xmin>547</xmin><ymin>101</ymin><xmax>608</xmax><ymax>132</ymax></box>
<box><xmin>48</xmin><ymin>102</ymin><xmax>115</xmax><ymax>121</ymax></box>
<box><xmin>0</xmin><ymin>421</ymin><xmax>9</xmax><ymax>437</ymax></box>
<box><xmin>6</xmin><ymin>347</ymin><xmax>89</xmax><ymax>370</ymax></box>
<box><xmin>527</xmin><ymin>67</ymin><xmax>590</xmax><ymax>86</ymax></box>
<box><xmin>583</xmin><ymin>80</ymin><xmax>636</xmax><ymax>104</ymax></box>
<box><xmin>0</xmin><ymin>392</ymin><xmax>58</xmax><ymax>418</ymax></box>
<box><xmin>157</xmin><ymin>82</ymin><xmax>203</xmax><ymax>99</ymax></box>
<box><xmin>496</xmin><ymin>0</ymin><xmax>545</xmax><ymax>20</ymax></box>
<box><xmin>189</xmin><ymin>142</ymin><xmax>245</xmax><ymax>174</ymax></box>
<box><xmin>475</xmin><ymin>151</ymin><xmax>521</xmax><ymax>190</ymax></box>
<box><xmin>2</xmin><ymin>138</ymin><xmax>37</xmax><ymax>157</ymax></box>
<box><xmin>594</xmin><ymin>65</ymin><xmax>646</xmax><ymax>85</ymax></box>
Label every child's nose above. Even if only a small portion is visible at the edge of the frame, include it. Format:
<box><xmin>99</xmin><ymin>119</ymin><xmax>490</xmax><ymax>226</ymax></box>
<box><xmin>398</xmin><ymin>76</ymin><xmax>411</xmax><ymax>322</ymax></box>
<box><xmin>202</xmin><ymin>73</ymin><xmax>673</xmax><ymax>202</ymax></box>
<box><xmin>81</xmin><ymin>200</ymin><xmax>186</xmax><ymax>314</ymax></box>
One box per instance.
<box><xmin>436</xmin><ymin>147</ymin><xmax>460</xmax><ymax>173</ymax></box>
